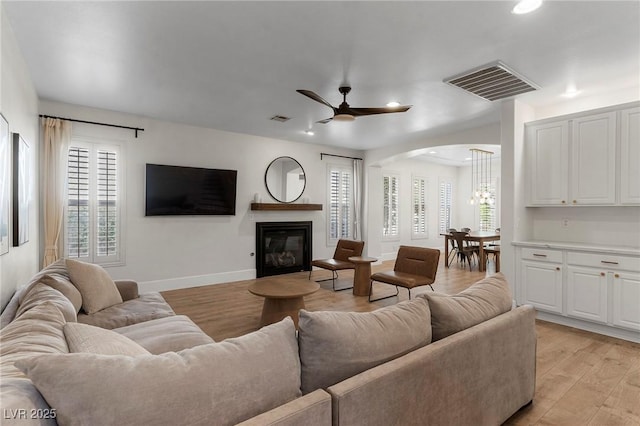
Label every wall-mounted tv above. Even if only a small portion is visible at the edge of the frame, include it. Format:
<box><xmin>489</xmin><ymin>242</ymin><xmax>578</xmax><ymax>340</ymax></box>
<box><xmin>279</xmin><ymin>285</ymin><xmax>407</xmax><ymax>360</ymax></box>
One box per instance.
<box><xmin>145</xmin><ymin>163</ymin><xmax>237</xmax><ymax>216</ymax></box>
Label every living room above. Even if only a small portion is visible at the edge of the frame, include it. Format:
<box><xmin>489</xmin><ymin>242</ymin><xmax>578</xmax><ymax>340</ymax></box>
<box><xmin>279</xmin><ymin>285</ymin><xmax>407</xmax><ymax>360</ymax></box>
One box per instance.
<box><xmin>1</xmin><ymin>1</ymin><xmax>639</xmax><ymax>425</ymax></box>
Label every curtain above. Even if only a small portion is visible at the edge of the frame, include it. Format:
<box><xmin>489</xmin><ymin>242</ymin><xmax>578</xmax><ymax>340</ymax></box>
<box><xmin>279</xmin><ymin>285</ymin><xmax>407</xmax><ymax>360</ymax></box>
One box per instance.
<box><xmin>352</xmin><ymin>159</ymin><xmax>363</xmax><ymax>240</ymax></box>
<box><xmin>42</xmin><ymin>118</ymin><xmax>71</xmax><ymax>267</ymax></box>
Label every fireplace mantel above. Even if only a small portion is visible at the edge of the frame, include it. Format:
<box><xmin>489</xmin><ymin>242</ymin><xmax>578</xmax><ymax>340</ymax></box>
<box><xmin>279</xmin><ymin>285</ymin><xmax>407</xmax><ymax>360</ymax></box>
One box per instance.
<box><xmin>251</xmin><ymin>203</ymin><xmax>322</xmax><ymax>211</ymax></box>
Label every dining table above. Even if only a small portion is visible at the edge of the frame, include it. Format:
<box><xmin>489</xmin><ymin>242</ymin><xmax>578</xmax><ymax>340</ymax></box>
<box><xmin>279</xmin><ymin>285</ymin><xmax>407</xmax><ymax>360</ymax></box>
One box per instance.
<box><xmin>441</xmin><ymin>231</ymin><xmax>501</xmax><ymax>272</ymax></box>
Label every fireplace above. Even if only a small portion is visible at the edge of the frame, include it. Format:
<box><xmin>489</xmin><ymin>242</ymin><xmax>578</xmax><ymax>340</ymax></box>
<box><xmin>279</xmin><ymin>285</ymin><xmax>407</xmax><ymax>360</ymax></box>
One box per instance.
<box><xmin>256</xmin><ymin>221</ymin><xmax>312</xmax><ymax>278</ymax></box>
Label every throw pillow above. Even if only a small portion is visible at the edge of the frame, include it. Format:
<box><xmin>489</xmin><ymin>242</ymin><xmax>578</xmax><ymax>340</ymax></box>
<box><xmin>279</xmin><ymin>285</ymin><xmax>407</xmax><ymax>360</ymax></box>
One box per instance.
<box><xmin>66</xmin><ymin>258</ymin><xmax>123</xmax><ymax>314</ymax></box>
<box><xmin>0</xmin><ymin>303</ymin><xmax>68</xmax><ymax>379</ymax></box>
<box><xmin>297</xmin><ymin>297</ymin><xmax>432</xmax><ymax>394</ymax></box>
<box><xmin>15</xmin><ymin>283</ymin><xmax>77</xmax><ymax>323</ymax></box>
<box><xmin>17</xmin><ymin>317</ymin><xmax>301</xmax><ymax>426</ymax></box>
<box><xmin>39</xmin><ymin>274</ymin><xmax>83</xmax><ymax>313</ymax></box>
<box><xmin>420</xmin><ymin>272</ymin><xmax>513</xmax><ymax>341</ymax></box>
<box><xmin>64</xmin><ymin>323</ymin><xmax>150</xmax><ymax>356</ymax></box>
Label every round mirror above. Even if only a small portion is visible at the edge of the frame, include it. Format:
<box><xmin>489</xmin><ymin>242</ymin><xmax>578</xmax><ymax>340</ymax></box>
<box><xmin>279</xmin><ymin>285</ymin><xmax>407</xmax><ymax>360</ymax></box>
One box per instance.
<box><xmin>265</xmin><ymin>156</ymin><xmax>306</xmax><ymax>203</ymax></box>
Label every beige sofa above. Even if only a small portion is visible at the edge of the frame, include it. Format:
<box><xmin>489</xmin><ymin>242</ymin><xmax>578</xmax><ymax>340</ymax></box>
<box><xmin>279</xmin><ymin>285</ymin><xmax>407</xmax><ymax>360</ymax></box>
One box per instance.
<box><xmin>1</xmin><ymin>260</ymin><xmax>535</xmax><ymax>426</ymax></box>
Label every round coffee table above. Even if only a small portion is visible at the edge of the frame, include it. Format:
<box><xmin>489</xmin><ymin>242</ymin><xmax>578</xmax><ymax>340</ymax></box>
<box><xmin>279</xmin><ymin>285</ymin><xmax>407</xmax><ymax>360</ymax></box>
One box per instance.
<box><xmin>248</xmin><ymin>278</ymin><xmax>320</xmax><ymax>328</ymax></box>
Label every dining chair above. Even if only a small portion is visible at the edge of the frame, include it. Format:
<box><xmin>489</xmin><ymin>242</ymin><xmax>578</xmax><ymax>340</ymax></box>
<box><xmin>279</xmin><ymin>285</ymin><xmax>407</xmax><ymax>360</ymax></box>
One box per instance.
<box><xmin>451</xmin><ymin>231</ymin><xmax>479</xmax><ymax>270</ymax></box>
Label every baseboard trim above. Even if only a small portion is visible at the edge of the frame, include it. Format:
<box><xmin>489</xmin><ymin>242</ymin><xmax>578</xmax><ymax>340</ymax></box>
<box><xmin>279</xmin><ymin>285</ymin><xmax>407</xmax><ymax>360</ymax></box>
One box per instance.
<box><xmin>535</xmin><ymin>311</ymin><xmax>640</xmax><ymax>344</ymax></box>
<box><xmin>139</xmin><ymin>269</ymin><xmax>256</xmax><ymax>293</ymax></box>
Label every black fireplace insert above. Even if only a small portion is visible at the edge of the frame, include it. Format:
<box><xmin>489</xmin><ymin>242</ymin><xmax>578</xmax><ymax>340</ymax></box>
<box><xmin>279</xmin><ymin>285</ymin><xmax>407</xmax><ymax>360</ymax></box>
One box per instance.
<box><xmin>256</xmin><ymin>221</ymin><xmax>312</xmax><ymax>277</ymax></box>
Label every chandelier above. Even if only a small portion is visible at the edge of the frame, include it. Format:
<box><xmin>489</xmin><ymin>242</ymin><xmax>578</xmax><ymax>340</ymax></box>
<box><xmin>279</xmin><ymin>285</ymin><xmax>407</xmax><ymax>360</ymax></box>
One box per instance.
<box><xmin>469</xmin><ymin>148</ymin><xmax>495</xmax><ymax>206</ymax></box>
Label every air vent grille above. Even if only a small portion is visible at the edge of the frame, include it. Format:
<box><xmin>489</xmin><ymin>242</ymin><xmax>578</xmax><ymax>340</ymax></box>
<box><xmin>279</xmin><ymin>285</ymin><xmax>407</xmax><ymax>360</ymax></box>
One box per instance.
<box><xmin>444</xmin><ymin>61</ymin><xmax>538</xmax><ymax>101</ymax></box>
<box><xmin>270</xmin><ymin>115</ymin><xmax>291</xmax><ymax>122</ymax></box>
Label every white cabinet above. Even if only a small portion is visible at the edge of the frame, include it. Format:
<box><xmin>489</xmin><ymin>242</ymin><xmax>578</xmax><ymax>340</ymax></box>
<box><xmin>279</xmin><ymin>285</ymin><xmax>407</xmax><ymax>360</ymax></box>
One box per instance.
<box><xmin>570</xmin><ymin>112</ymin><xmax>616</xmax><ymax>205</ymax></box>
<box><xmin>612</xmin><ymin>271</ymin><xmax>640</xmax><ymax>330</ymax></box>
<box><xmin>620</xmin><ymin>107</ymin><xmax>640</xmax><ymax>205</ymax></box>
<box><xmin>566</xmin><ymin>266</ymin><xmax>607</xmax><ymax>323</ymax></box>
<box><xmin>525</xmin><ymin>102</ymin><xmax>638</xmax><ymax>206</ymax></box>
<box><xmin>520</xmin><ymin>248</ymin><xmax>563</xmax><ymax>313</ymax></box>
<box><xmin>527</xmin><ymin>121</ymin><xmax>569</xmax><ymax>205</ymax></box>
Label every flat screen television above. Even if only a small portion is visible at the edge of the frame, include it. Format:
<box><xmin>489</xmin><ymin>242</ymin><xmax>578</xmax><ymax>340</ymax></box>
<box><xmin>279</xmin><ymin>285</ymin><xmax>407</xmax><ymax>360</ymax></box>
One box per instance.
<box><xmin>145</xmin><ymin>163</ymin><xmax>237</xmax><ymax>216</ymax></box>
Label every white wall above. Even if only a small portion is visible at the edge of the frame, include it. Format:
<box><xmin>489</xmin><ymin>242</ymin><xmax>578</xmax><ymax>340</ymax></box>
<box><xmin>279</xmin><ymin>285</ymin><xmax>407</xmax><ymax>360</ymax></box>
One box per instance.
<box><xmin>39</xmin><ymin>101</ymin><xmax>362</xmax><ymax>292</ymax></box>
<box><xmin>0</xmin><ymin>9</ymin><xmax>40</xmax><ymax>309</ymax></box>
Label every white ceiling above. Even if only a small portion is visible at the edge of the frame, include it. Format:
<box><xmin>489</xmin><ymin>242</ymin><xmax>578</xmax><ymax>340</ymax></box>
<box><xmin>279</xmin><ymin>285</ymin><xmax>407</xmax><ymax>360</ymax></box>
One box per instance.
<box><xmin>4</xmin><ymin>1</ymin><xmax>639</xmax><ymax>153</ymax></box>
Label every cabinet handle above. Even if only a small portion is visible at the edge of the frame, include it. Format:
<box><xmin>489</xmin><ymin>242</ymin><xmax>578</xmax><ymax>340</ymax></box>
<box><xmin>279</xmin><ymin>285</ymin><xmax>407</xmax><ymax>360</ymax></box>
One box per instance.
<box><xmin>614</xmin><ymin>274</ymin><xmax>620</xmax><ymax>278</ymax></box>
<box><xmin>561</xmin><ymin>200</ymin><xmax>566</xmax><ymax>204</ymax></box>
<box><xmin>533</xmin><ymin>254</ymin><xmax>547</xmax><ymax>258</ymax></box>
<box><xmin>556</xmin><ymin>267</ymin><xmax>560</xmax><ymax>271</ymax></box>
<box><xmin>601</xmin><ymin>260</ymin><xmax>619</xmax><ymax>265</ymax></box>
<box><xmin>572</xmin><ymin>200</ymin><xmax>577</xmax><ymax>204</ymax></box>
<box><xmin>600</xmin><ymin>272</ymin><xmax>605</xmax><ymax>276</ymax></box>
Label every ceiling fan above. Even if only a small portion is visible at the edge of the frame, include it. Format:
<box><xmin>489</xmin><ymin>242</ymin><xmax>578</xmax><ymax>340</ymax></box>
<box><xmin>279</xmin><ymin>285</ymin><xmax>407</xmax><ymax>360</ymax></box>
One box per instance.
<box><xmin>296</xmin><ymin>86</ymin><xmax>411</xmax><ymax>124</ymax></box>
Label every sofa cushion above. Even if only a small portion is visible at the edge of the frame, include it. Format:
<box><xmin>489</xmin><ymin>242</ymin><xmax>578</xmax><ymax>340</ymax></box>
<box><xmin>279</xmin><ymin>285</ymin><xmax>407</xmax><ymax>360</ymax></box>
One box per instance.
<box><xmin>77</xmin><ymin>292</ymin><xmax>175</xmax><ymax>329</ymax></box>
<box><xmin>420</xmin><ymin>272</ymin><xmax>513</xmax><ymax>341</ymax></box>
<box><xmin>64</xmin><ymin>322</ymin><xmax>150</xmax><ymax>356</ymax></box>
<box><xmin>16</xmin><ymin>283</ymin><xmax>77</xmax><ymax>323</ymax></box>
<box><xmin>297</xmin><ymin>297</ymin><xmax>432</xmax><ymax>394</ymax></box>
<box><xmin>0</xmin><ymin>303</ymin><xmax>68</xmax><ymax>379</ymax></box>
<box><xmin>39</xmin><ymin>274</ymin><xmax>82</xmax><ymax>313</ymax></box>
<box><xmin>17</xmin><ymin>318</ymin><xmax>301</xmax><ymax>426</ymax></box>
<box><xmin>66</xmin><ymin>258</ymin><xmax>122</xmax><ymax>314</ymax></box>
<box><xmin>115</xmin><ymin>315</ymin><xmax>214</xmax><ymax>354</ymax></box>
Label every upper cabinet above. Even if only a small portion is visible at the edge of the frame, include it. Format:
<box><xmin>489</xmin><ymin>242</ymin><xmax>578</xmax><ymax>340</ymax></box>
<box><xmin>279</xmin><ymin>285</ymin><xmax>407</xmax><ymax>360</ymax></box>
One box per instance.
<box><xmin>526</xmin><ymin>102</ymin><xmax>640</xmax><ymax>207</ymax></box>
<box><xmin>620</xmin><ymin>107</ymin><xmax>640</xmax><ymax>204</ymax></box>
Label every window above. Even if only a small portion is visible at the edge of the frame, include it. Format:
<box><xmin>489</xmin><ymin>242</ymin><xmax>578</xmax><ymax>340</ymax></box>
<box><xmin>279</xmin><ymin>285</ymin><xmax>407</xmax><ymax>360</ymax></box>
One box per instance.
<box><xmin>382</xmin><ymin>174</ymin><xmax>399</xmax><ymax>238</ymax></box>
<box><xmin>438</xmin><ymin>179</ymin><xmax>453</xmax><ymax>234</ymax></box>
<box><xmin>66</xmin><ymin>140</ymin><xmax>122</xmax><ymax>265</ymax></box>
<box><xmin>479</xmin><ymin>178</ymin><xmax>498</xmax><ymax>232</ymax></box>
<box><xmin>327</xmin><ymin>164</ymin><xmax>353</xmax><ymax>243</ymax></box>
<box><xmin>412</xmin><ymin>176</ymin><xmax>427</xmax><ymax>239</ymax></box>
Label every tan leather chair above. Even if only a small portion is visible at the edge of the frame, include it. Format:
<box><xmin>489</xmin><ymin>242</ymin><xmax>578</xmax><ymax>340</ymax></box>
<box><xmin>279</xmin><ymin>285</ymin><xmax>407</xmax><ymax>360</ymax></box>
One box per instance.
<box><xmin>309</xmin><ymin>239</ymin><xmax>365</xmax><ymax>291</ymax></box>
<box><xmin>369</xmin><ymin>246</ymin><xmax>440</xmax><ymax>302</ymax></box>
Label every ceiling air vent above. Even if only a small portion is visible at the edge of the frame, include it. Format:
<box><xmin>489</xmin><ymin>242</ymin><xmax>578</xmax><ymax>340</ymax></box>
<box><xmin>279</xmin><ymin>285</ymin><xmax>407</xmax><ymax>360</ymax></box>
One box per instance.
<box><xmin>270</xmin><ymin>115</ymin><xmax>291</xmax><ymax>122</ymax></box>
<box><xmin>444</xmin><ymin>61</ymin><xmax>539</xmax><ymax>101</ymax></box>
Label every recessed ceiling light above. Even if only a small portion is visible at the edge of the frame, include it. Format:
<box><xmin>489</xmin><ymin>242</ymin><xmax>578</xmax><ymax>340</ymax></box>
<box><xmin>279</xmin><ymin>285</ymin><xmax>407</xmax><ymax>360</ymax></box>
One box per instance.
<box><xmin>512</xmin><ymin>0</ymin><xmax>542</xmax><ymax>14</ymax></box>
<box><xmin>465</xmin><ymin>157</ymin><xmax>472</xmax><ymax>161</ymax></box>
<box><xmin>429</xmin><ymin>151</ymin><xmax>437</xmax><ymax>154</ymax></box>
<box><xmin>304</xmin><ymin>130</ymin><xmax>314</xmax><ymax>136</ymax></box>
<box><xmin>561</xmin><ymin>88</ymin><xmax>582</xmax><ymax>98</ymax></box>
<box><xmin>386</xmin><ymin>101</ymin><xmax>400</xmax><ymax>107</ymax></box>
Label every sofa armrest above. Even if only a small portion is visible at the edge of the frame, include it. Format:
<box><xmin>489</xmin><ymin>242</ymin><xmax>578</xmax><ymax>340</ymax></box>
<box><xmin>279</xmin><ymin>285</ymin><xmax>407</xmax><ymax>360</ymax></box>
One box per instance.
<box><xmin>114</xmin><ymin>280</ymin><xmax>139</xmax><ymax>301</ymax></box>
<box><xmin>235</xmin><ymin>390</ymin><xmax>331</xmax><ymax>426</ymax></box>
<box><xmin>327</xmin><ymin>305</ymin><xmax>537</xmax><ymax>426</ymax></box>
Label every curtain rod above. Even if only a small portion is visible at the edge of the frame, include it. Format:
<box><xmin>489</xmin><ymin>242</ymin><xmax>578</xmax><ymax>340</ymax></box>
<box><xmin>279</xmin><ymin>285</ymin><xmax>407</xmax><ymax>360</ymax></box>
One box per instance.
<box><xmin>320</xmin><ymin>153</ymin><xmax>363</xmax><ymax>161</ymax></box>
<box><xmin>39</xmin><ymin>114</ymin><xmax>144</xmax><ymax>138</ymax></box>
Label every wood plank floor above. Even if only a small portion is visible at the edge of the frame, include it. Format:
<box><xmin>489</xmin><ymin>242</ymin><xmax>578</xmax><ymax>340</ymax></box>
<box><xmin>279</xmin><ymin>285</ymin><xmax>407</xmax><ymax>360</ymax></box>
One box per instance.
<box><xmin>161</xmin><ymin>258</ymin><xmax>640</xmax><ymax>426</ymax></box>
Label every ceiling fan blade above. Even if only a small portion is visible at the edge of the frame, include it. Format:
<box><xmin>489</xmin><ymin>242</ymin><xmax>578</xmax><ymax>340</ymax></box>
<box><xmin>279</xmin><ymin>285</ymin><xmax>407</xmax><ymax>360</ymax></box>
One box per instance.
<box><xmin>297</xmin><ymin>90</ymin><xmax>336</xmax><ymax>110</ymax></box>
<box><xmin>348</xmin><ymin>105</ymin><xmax>412</xmax><ymax>116</ymax></box>
<box><xmin>316</xmin><ymin>117</ymin><xmax>333</xmax><ymax>124</ymax></box>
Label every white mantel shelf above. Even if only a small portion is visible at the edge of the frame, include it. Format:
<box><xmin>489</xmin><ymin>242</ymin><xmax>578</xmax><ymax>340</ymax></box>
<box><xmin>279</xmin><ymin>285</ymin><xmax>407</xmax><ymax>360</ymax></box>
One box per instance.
<box><xmin>512</xmin><ymin>241</ymin><xmax>640</xmax><ymax>257</ymax></box>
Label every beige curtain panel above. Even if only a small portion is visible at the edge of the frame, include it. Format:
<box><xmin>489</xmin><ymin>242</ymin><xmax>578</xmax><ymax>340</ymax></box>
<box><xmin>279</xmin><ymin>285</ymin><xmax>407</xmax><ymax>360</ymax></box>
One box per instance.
<box><xmin>42</xmin><ymin>117</ymin><xmax>71</xmax><ymax>267</ymax></box>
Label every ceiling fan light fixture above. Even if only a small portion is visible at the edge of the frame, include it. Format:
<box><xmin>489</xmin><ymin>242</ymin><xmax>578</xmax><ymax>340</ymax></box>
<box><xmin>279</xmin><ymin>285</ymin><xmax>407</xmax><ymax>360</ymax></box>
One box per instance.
<box><xmin>386</xmin><ymin>101</ymin><xmax>400</xmax><ymax>107</ymax></box>
<box><xmin>333</xmin><ymin>113</ymin><xmax>355</xmax><ymax>122</ymax></box>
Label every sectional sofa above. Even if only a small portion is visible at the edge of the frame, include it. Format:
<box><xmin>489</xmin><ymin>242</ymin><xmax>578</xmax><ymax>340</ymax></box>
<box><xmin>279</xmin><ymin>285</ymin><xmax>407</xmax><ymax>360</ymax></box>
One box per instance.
<box><xmin>0</xmin><ymin>259</ymin><xmax>536</xmax><ymax>425</ymax></box>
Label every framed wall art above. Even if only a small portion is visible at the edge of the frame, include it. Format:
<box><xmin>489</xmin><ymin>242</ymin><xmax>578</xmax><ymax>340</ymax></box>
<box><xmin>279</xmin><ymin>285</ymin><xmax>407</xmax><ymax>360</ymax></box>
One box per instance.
<box><xmin>12</xmin><ymin>132</ymin><xmax>29</xmax><ymax>246</ymax></box>
<box><xmin>0</xmin><ymin>114</ymin><xmax>9</xmax><ymax>255</ymax></box>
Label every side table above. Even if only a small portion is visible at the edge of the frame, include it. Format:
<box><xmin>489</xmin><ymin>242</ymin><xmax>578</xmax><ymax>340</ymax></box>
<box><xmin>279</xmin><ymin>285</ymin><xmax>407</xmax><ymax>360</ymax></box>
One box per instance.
<box><xmin>348</xmin><ymin>256</ymin><xmax>377</xmax><ymax>296</ymax></box>
<box><xmin>248</xmin><ymin>278</ymin><xmax>320</xmax><ymax>328</ymax></box>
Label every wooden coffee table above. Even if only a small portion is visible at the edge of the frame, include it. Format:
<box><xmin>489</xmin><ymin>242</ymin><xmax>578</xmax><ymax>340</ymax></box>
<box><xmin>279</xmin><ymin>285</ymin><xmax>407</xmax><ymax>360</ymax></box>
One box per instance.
<box><xmin>248</xmin><ymin>277</ymin><xmax>320</xmax><ymax>328</ymax></box>
<box><xmin>348</xmin><ymin>256</ymin><xmax>378</xmax><ymax>296</ymax></box>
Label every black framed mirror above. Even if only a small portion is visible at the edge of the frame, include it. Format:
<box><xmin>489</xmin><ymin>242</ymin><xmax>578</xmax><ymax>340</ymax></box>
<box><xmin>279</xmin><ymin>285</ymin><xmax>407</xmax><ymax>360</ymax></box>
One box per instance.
<box><xmin>265</xmin><ymin>156</ymin><xmax>306</xmax><ymax>203</ymax></box>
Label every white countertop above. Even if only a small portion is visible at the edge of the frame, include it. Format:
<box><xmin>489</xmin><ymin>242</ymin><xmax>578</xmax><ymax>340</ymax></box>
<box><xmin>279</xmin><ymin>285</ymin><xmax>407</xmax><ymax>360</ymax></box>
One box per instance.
<box><xmin>512</xmin><ymin>240</ymin><xmax>640</xmax><ymax>257</ymax></box>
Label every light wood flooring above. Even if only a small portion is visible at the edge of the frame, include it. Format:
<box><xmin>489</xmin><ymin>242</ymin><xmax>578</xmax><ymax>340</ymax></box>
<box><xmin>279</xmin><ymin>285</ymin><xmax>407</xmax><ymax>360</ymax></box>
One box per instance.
<box><xmin>161</xmin><ymin>258</ymin><xmax>640</xmax><ymax>426</ymax></box>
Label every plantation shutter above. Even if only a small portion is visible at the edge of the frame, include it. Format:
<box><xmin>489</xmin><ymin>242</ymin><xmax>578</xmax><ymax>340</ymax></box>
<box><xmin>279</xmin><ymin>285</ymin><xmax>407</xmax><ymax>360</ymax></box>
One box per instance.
<box><xmin>412</xmin><ymin>177</ymin><xmax>427</xmax><ymax>238</ymax></box>
<box><xmin>439</xmin><ymin>180</ymin><xmax>452</xmax><ymax>234</ymax></box>
<box><xmin>383</xmin><ymin>175</ymin><xmax>399</xmax><ymax>237</ymax></box>
<box><xmin>67</xmin><ymin>147</ymin><xmax>90</xmax><ymax>258</ymax></box>
<box><xmin>97</xmin><ymin>150</ymin><xmax>118</xmax><ymax>257</ymax></box>
<box><xmin>328</xmin><ymin>167</ymin><xmax>352</xmax><ymax>241</ymax></box>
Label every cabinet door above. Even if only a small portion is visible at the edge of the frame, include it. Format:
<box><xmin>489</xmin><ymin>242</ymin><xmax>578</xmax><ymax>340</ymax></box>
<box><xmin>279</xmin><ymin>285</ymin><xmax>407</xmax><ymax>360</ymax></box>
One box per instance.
<box><xmin>612</xmin><ymin>271</ymin><xmax>640</xmax><ymax>331</ymax></box>
<box><xmin>571</xmin><ymin>112</ymin><xmax>617</xmax><ymax>205</ymax></box>
<box><xmin>526</xmin><ymin>121</ymin><xmax>569</xmax><ymax>206</ymax></box>
<box><xmin>620</xmin><ymin>107</ymin><xmax>640</xmax><ymax>205</ymax></box>
<box><xmin>566</xmin><ymin>266</ymin><xmax>607</xmax><ymax>324</ymax></box>
<box><xmin>521</xmin><ymin>260</ymin><xmax>563</xmax><ymax>313</ymax></box>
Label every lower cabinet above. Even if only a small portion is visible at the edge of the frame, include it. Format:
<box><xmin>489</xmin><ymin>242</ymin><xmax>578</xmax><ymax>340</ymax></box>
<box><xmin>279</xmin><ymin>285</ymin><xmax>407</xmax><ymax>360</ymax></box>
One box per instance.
<box><xmin>518</xmin><ymin>245</ymin><xmax>640</xmax><ymax>337</ymax></box>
